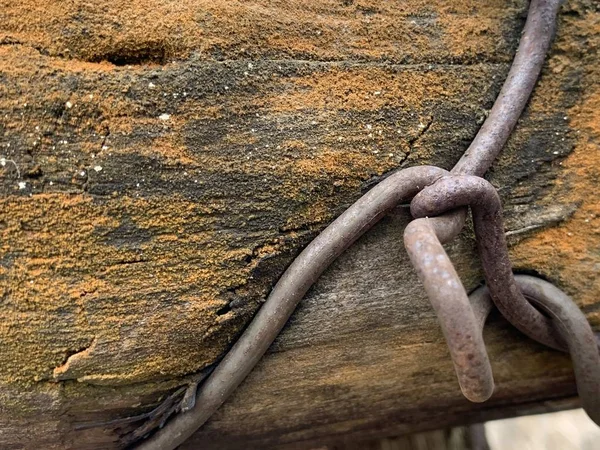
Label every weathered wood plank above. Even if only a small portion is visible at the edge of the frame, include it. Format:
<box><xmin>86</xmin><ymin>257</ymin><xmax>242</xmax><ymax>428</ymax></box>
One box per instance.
<box><xmin>0</xmin><ymin>0</ymin><xmax>599</xmax><ymax>448</ymax></box>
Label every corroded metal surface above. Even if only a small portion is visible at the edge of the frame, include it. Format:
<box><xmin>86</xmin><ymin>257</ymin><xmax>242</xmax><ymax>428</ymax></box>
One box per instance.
<box><xmin>470</xmin><ymin>277</ymin><xmax>600</xmax><ymax>425</ymax></box>
<box><xmin>132</xmin><ymin>0</ymin><xmax>599</xmax><ymax>449</ymax></box>
<box><xmin>411</xmin><ymin>175</ymin><xmax>564</xmax><ymax>350</ymax></box>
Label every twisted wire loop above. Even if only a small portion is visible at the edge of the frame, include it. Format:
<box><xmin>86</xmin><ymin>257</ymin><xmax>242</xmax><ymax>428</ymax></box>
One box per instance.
<box><xmin>412</xmin><ymin>176</ymin><xmax>600</xmax><ymax>424</ymax></box>
<box><xmin>411</xmin><ymin>175</ymin><xmax>565</xmax><ymax>350</ymax></box>
<box><xmin>131</xmin><ymin>0</ymin><xmax>577</xmax><ymax>448</ymax></box>
<box><xmin>402</xmin><ymin>0</ymin><xmax>563</xmax><ymax>403</ymax></box>
<box><xmin>470</xmin><ymin>277</ymin><xmax>600</xmax><ymax>425</ymax></box>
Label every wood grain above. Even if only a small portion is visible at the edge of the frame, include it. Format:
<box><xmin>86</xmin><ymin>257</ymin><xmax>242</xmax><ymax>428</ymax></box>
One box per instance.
<box><xmin>0</xmin><ymin>0</ymin><xmax>598</xmax><ymax>448</ymax></box>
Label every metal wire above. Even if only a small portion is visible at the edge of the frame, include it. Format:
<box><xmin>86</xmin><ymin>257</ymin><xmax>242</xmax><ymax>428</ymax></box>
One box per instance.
<box><xmin>470</xmin><ymin>276</ymin><xmax>600</xmax><ymax>426</ymax></box>
<box><xmin>412</xmin><ymin>174</ymin><xmax>600</xmax><ymax>423</ymax></box>
<box><xmin>411</xmin><ymin>175</ymin><xmax>565</xmax><ymax>350</ymax></box>
<box><xmin>404</xmin><ymin>216</ymin><xmax>494</xmax><ymax>402</ymax></box>
<box><xmin>403</xmin><ymin>0</ymin><xmax>562</xmax><ymax>403</ymax></box>
<box><xmin>453</xmin><ymin>0</ymin><xmax>563</xmax><ymax>177</ymax></box>
<box><xmin>131</xmin><ymin>0</ymin><xmax>572</xmax><ymax>447</ymax></box>
<box><xmin>132</xmin><ymin>166</ymin><xmax>449</xmax><ymax>449</ymax></box>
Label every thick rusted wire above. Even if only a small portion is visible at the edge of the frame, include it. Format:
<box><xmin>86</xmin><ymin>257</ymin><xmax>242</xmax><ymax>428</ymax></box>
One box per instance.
<box><xmin>404</xmin><ymin>216</ymin><xmax>493</xmax><ymax>402</ymax></box>
<box><xmin>453</xmin><ymin>0</ymin><xmax>563</xmax><ymax>177</ymax></box>
<box><xmin>403</xmin><ymin>0</ymin><xmax>562</xmax><ymax>402</ymax></box>
<box><xmin>470</xmin><ymin>276</ymin><xmax>600</xmax><ymax>426</ymax></box>
<box><xmin>415</xmin><ymin>0</ymin><xmax>563</xmax><ymax>242</ymax></box>
<box><xmin>411</xmin><ymin>175</ymin><xmax>564</xmax><ymax>350</ymax></box>
<box><xmin>412</xmin><ymin>175</ymin><xmax>600</xmax><ymax>421</ymax></box>
<box><xmin>133</xmin><ymin>0</ymin><xmax>567</xmax><ymax>447</ymax></box>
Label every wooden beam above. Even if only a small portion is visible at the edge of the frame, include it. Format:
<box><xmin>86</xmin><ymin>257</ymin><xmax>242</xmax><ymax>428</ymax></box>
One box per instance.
<box><xmin>0</xmin><ymin>0</ymin><xmax>598</xmax><ymax>448</ymax></box>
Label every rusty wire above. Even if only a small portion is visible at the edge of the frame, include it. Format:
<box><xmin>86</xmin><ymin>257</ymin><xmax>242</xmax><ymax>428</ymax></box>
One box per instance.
<box><xmin>517</xmin><ymin>276</ymin><xmax>600</xmax><ymax>425</ymax></box>
<box><xmin>404</xmin><ymin>0</ymin><xmax>563</xmax><ymax>403</ymax></box>
<box><xmin>132</xmin><ymin>0</ymin><xmax>576</xmax><ymax>448</ymax></box>
<box><xmin>453</xmin><ymin>0</ymin><xmax>563</xmax><ymax>178</ymax></box>
<box><xmin>404</xmin><ymin>216</ymin><xmax>493</xmax><ymax>403</ymax></box>
<box><xmin>133</xmin><ymin>166</ymin><xmax>447</xmax><ymax>449</ymax></box>
<box><xmin>470</xmin><ymin>276</ymin><xmax>600</xmax><ymax>425</ymax></box>
<box><xmin>412</xmin><ymin>174</ymin><xmax>600</xmax><ymax>423</ymax></box>
<box><xmin>411</xmin><ymin>175</ymin><xmax>565</xmax><ymax>350</ymax></box>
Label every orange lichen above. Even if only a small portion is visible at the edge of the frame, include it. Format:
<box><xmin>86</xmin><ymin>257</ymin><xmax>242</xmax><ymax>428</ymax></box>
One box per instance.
<box><xmin>0</xmin><ymin>192</ymin><xmax>260</xmax><ymax>385</ymax></box>
<box><xmin>258</xmin><ymin>67</ymin><xmax>494</xmax><ymax>113</ymax></box>
<box><xmin>511</xmin><ymin>11</ymin><xmax>600</xmax><ymax>325</ymax></box>
<box><xmin>0</xmin><ymin>3</ymin><xmax>598</xmax><ymax>439</ymax></box>
<box><xmin>0</xmin><ymin>0</ymin><xmax>523</xmax><ymax>64</ymax></box>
